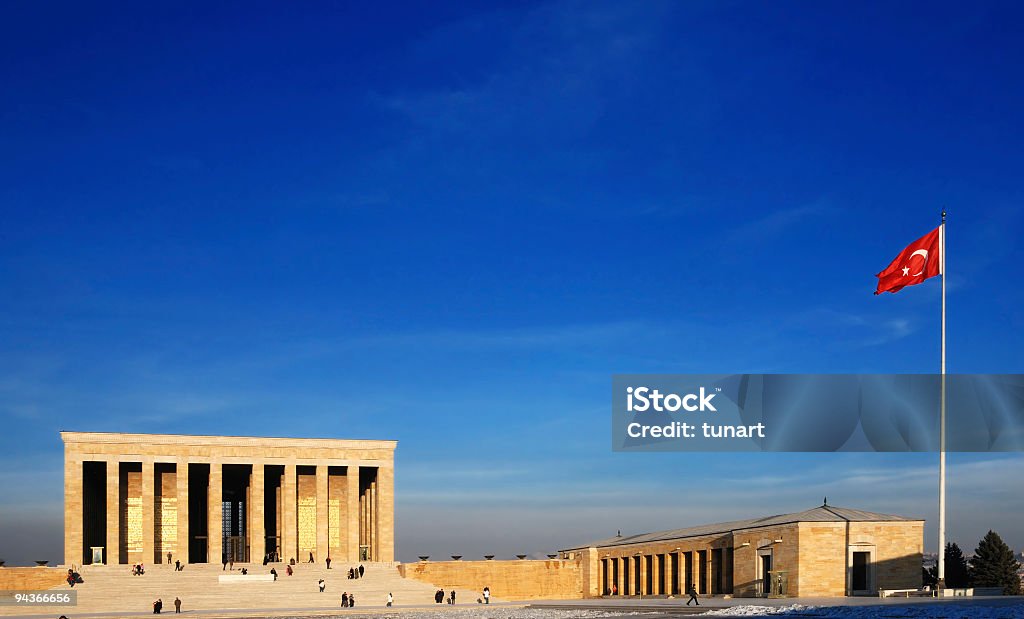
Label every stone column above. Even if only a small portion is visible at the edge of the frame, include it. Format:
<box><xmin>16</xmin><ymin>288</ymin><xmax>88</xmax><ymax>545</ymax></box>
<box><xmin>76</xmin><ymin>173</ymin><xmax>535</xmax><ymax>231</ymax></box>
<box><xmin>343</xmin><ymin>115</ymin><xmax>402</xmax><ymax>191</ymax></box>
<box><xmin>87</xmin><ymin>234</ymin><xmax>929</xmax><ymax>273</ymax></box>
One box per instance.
<box><xmin>639</xmin><ymin>554</ymin><xmax>648</xmax><ymax>595</ymax></box>
<box><xmin>616</xmin><ymin>556</ymin><xmax>625</xmax><ymax>595</ymax></box>
<box><xmin>709</xmin><ymin>550</ymin><xmax>715</xmax><ymax>594</ymax></box>
<box><xmin>208</xmin><ymin>463</ymin><xmax>222</xmax><ymax>564</ymax></box>
<box><xmin>142</xmin><ymin>459</ymin><xmax>155</xmax><ymax>565</ymax></box>
<box><xmin>376</xmin><ymin>466</ymin><xmax>394</xmax><ymax>562</ymax></box>
<box><xmin>249</xmin><ymin>463</ymin><xmax>264</xmax><ymax>563</ymax></box>
<box><xmin>105</xmin><ymin>459</ymin><xmax>119</xmax><ymax>565</ymax></box>
<box><xmin>315</xmin><ymin>465</ymin><xmax>328</xmax><ymax>563</ymax></box>
<box><xmin>346</xmin><ymin>465</ymin><xmax>359</xmax><ymax>562</ymax></box>
<box><xmin>369</xmin><ymin>475</ymin><xmax>377</xmax><ymax>560</ymax></box>
<box><xmin>281</xmin><ymin>463</ymin><xmax>297</xmax><ymax>563</ymax></box>
<box><xmin>63</xmin><ymin>456</ymin><xmax>83</xmax><ymax>567</ymax></box>
<box><xmin>676</xmin><ymin>552</ymin><xmax>684</xmax><ymax>595</ymax></box>
<box><xmin>177</xmin><ymin>460</ymin><xmax>189</xmax><ymax>565</ymax></box>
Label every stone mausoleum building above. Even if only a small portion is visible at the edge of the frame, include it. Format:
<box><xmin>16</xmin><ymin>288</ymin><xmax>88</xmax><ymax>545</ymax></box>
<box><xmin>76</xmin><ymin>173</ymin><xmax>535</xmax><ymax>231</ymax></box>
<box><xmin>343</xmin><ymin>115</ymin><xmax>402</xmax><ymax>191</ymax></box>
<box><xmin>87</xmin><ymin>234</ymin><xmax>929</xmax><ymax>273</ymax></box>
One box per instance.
<box><xmin>62</xmin><ymin>432</ymin><xmax>395</xmax><ymax>567</ymax></box>
<box><xmin>563</xmin><ymin>505</ymin><xmax>924</xmax><ymax>598</ymax></box>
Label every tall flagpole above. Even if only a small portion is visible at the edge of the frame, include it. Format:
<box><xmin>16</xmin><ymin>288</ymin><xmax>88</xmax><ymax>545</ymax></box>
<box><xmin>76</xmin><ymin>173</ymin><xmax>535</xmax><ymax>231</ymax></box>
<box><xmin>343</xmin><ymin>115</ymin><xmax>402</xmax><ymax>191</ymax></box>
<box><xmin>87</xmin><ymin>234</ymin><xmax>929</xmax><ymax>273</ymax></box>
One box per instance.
<box><xmin>937</xmin><ymin>208</ymin><xmax>947</xmax><ymax>588</ymax></box>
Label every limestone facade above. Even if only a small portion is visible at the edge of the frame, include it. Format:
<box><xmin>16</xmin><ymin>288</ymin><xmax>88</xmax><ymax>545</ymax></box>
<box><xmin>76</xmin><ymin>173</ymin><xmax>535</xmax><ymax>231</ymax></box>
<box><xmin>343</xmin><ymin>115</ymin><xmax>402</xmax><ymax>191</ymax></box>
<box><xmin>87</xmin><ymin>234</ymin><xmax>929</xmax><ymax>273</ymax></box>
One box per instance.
<box><xmin>563</xmin><ymin>505</ymin><xmax>923</xmax><ymax>598</ymax></box>
<box><xmin>399</xmin><ymin>559</ymin><xmax>584</xmax><ymax>600</ymax></box>
<box><xmin>61</xmin><ymin>432</ymin><xmax>396</xmax><ymax>567</ymax></box>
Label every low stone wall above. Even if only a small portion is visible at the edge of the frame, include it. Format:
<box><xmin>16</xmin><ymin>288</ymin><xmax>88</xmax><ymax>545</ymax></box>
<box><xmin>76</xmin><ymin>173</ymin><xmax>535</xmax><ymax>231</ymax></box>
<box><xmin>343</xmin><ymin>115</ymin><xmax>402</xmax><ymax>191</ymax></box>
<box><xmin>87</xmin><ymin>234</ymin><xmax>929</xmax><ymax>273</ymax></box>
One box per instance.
<box><xmin>398</xmin><ymin>559</ymin><xmax>583</xmax><ymax>600</ymax></box>
<box><xmin>0</xmin><ymin>567</ymin><xmax>68</xmax><ymax>591</ymax></box>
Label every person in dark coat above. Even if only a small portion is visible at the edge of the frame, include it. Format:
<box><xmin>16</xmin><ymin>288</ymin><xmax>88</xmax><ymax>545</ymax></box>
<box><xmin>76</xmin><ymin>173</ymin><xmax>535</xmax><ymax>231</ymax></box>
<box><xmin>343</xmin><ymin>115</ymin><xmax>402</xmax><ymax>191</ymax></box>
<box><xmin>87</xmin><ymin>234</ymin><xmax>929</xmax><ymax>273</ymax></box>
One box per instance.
<box><xmin>349</xmin><ymin>594</ymin><xmax>356</xmax><ymax>608</ymax></box>
<box><xmin>174</xmin><ymin>597</ymin><xmax>181</xmax><ymax>614</ymax></box>
<box><xmin>326</xmin><ymin>556</ymin><xmax>331</xmax><ymax>569</ymax></box>
<box><xmin>341</xmin><ymin>592</ymin><xmax>349</xmax><ymax>607</ymax></box>
<box><xmin>686</xmin><ymin>583</ymin><xmax>699</xmax><ymax>606</ymax></box>
<box><xmin>358</xmin><ymin>564</ymin><xmax>364</xmax><ymax>577</ymax></box>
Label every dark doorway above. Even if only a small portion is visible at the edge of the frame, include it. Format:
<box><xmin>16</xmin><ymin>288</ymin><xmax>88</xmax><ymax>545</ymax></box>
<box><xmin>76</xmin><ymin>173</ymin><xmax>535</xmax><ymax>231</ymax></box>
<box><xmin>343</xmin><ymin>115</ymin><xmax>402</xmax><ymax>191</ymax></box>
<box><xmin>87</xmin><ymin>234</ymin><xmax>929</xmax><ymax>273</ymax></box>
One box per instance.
<box><xmin>187</xmin><ymin>464</ymin><xmax>208</xmax><ymax>563</ymax></box>
<box><xmin>221</xmin><ymin>464</ymin><xmax>251</xmax><ymax>564</ymax></box>
<box><xmin>852</xmin><ymin>551</ymin><xmax>870</xmax><ymax>592</ymax></box>
<box><xmin>644</xmin><ymin>555</ymin><xmax>653</xmax><ymax>594</ymax></box>
<box><xmin>711</xmin><ymin>548</ymin><xmax>723</xmax><ymax>594</ymax></box>
<box><xmin>760</xmin><ymin>554</ymin><xmax>773</xmax><ymax>596</ymax></box>
<box><xmin>670</xmin><ymin>552</ymin><xmax>680</xmax><ymax>595</ymax></box>
<box><xmin>82</xmin><ymin>461</ymin><xmax>106</xmax><ymax>565</ymax></box>
<box><xmin>264</xmin><ymin>465</ymin><xmax>283</xmax><ymax>562</ymax></box>
<box><xmin>683</xmin><ymin>551</ymin><xmax>693</xmax><ymax>594</ymax></box>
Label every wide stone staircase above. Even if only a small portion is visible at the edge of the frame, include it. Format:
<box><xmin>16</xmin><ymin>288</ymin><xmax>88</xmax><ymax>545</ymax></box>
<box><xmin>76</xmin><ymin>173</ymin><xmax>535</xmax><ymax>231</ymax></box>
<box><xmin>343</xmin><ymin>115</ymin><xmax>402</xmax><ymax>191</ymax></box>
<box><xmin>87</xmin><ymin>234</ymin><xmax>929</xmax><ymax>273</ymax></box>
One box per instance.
<box><xmin>1</xmin><ymin>562</ymin><xmax>449</xmax><ymax>616</ymax></box>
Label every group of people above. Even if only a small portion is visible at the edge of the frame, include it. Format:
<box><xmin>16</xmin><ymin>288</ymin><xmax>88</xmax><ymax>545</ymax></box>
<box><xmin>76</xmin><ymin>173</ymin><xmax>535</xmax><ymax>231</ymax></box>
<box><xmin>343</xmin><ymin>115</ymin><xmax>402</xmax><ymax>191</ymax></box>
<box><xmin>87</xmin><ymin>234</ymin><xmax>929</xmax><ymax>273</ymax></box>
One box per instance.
<box><xmin>434</xmin><ymin>588</ymin><xmax>456</xmax><ymax>604</ymax></box>
<box><xmin>131</xmin><ymin>563</ymin><xmax>146</xmax><ymax>576</ymax></box>
<box><xmin>65</xmin><ymin>569</ymin><xmax>83</xmax><ymax>587</ymax></box>
<box><xmin>151</xmin><ymin>597</ymin><xmax>182</xmax><ymax>614</ymax></box>
<box><xmin>340</xmin><ymin>591</ymin><xmax>356</xmax><ymax>607</ymax></box>
<box><xmin>347</xmin><ymin>564</ymin><xmax>365</xmax><ymax>579</ymax></box>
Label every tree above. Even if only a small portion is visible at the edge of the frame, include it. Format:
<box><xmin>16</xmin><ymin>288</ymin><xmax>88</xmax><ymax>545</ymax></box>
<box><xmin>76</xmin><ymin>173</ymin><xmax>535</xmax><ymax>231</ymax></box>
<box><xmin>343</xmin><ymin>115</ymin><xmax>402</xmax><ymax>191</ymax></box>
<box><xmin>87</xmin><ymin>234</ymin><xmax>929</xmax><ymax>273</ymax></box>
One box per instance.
<box><xmin>969</xmin><ymin>530</ymin><xmax>1021</xmax><ymax>595</ymax></box>
<box><xmin>944</xmin><ymin>543</ymin><xmax>972</xmax><ymax>588</ymax></box>
<box><xmin>926</xmin><ymin>543</ymin><xmax>971</xmax><ymax>588</ymax></box>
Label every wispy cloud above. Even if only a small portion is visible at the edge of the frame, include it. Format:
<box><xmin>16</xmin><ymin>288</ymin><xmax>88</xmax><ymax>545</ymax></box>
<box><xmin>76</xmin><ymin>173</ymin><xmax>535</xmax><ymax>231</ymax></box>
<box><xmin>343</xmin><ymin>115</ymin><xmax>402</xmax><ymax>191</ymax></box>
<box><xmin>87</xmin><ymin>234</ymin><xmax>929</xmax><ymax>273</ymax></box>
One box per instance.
<box><xmin>724</xmin><ymin>203</ymin><xmax>837</xmax><ymax>248</ymax></box>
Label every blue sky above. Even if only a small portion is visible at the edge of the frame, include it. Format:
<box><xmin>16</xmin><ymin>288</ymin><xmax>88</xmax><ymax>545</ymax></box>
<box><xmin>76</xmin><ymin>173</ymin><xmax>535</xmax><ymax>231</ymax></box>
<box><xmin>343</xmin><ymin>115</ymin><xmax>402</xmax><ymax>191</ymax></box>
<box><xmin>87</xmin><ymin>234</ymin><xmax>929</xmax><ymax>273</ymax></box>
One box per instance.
<box><xmin>1</xmin><ymin>1</ymin><xmax>1022</xmax><ymax>565</ymax></box>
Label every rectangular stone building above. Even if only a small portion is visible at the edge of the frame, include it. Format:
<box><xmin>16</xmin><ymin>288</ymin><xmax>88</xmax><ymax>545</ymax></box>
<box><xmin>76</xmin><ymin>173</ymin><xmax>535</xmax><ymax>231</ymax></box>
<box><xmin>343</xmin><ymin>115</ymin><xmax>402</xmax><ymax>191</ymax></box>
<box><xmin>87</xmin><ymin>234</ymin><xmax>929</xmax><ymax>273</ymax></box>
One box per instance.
<box><xmin>562</xmin><ymin>505</ymin><xmax>923</xmax><ymax>597</ymax></box>
<box><xmin>62</xmin><ymin>432</ymin><xmax>395</xmax><ymax>567</ymax></box>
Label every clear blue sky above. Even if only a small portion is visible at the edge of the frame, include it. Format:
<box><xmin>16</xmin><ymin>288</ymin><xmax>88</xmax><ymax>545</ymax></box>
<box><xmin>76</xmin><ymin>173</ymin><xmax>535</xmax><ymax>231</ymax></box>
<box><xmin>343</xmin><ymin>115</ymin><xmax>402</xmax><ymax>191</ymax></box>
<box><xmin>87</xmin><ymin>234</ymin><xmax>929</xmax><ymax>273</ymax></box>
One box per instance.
<box><xmin>1</xmin><ymin>1</ymin><xmax>1022</xmax><ymax>565</ymax></box>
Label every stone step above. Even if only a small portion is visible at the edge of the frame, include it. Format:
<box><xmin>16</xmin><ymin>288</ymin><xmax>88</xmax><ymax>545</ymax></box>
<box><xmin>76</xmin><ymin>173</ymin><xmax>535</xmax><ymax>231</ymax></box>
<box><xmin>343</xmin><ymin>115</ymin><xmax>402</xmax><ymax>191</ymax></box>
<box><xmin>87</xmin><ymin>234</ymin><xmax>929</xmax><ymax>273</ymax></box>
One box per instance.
<box><xmin>0</xmin><ymin>563</ymin><xmax>460</xmax><ymax>616</ymax></box>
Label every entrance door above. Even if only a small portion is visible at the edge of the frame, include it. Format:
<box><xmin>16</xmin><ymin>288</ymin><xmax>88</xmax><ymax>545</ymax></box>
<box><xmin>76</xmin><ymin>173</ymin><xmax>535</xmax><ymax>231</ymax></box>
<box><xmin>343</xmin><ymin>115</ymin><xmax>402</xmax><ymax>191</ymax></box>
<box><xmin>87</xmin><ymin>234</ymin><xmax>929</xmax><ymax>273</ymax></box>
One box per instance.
<box><xmin>223</xmin><ymin>536</ymin><xmax>247</xmax><ymax>563</ymax></box>
<box><xmin>760</xmin><ymin>554</ymin><xmax>772</xmax><ymax>596</ymax></box>
<box><xmin>852</xmin><ymin>551</ymin><xmax>870</xmax><ymax>592</ymax></box>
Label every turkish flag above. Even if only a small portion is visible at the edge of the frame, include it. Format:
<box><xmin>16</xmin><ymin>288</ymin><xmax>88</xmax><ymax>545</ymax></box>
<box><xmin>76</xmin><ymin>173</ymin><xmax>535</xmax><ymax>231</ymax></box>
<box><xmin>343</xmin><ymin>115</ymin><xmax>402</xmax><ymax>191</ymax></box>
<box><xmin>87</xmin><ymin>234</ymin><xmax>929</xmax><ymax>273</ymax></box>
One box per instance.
<box><xmin>874</xmin><ymin>226</ymin><xmax>942</xmax><ymax>294</ymax></box>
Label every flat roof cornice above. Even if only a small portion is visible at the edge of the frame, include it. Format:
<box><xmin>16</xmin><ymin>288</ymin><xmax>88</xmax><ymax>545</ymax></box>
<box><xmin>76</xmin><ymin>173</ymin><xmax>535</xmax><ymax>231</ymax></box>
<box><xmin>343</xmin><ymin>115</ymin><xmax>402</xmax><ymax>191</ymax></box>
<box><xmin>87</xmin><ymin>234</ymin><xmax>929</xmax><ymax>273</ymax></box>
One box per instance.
<box><xmin>60</xmin><ymin>431</ymin><xmax>397</xmax><ymax>451</ymax></box>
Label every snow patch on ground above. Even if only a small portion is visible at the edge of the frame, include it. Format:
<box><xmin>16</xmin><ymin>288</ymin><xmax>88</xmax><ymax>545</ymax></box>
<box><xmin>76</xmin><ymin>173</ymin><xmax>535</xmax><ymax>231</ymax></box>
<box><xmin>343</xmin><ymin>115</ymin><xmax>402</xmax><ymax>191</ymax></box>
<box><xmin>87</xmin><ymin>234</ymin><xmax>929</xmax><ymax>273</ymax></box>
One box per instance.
<box><xmin>700</xmin><ymin>602</ymin><xmax>1024</xmax><ymax>618</ymax></box>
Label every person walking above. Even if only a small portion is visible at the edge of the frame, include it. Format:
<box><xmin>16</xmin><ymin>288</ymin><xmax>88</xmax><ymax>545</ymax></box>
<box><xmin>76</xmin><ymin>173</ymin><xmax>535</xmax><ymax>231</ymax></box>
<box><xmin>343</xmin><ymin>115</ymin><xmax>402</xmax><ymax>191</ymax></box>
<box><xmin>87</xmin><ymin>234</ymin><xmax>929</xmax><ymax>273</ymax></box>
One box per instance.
<box><xmin>173</xmin><ymin>597</ymin><xmax>181</xmax><ymax>614</ymax></box>
<box><xmin>358</xmin><ymin>564</ymin><xmax>364</xmax><ymax>578</ymax></box>
<box><xmin>308</xmin><ymin>552</ymin><xmax>315</xmax><ymax>563</ymax></box>
<box><xmin>174</xmin><ymin>559</ymin><xmax>181</xmax><ymax>572</ymax></box>
<box><xmin>326</xmin><ymin>556</ymin><xmax>332</xmax><ymax>569</ymax></box>
<box><xmin>686</xmin><ymin>583</ymin><xmax>699</xmax><ymax>606</ymax></box>
<box><xmin>167</xmin><ymin>551</ymin><xmax>172</xmax><ymax>565</ymax></box>
<box><xmin>349</xmin><ymin>594</ymin><xmax>356</xmax><ymax>608</ymax></box>
<box><xmin>449</xmin><ymin>590</ymin><xmax>457</xmax><ymax>605</ymax></box>
<box><xmin>270</xmin><ymin>567</ymin><xmax>278</xmax><ymax>581</ymax></box>
<box><xmin>319</xmin><ymin>578</ymin><xmax>326</xmax><ymax>592</ymax></box>
<box><xmin>386</xmin><ymin>592</ymin><xmax>393</xmax><ymax>607</ymax></box>
<box><xmin>483</xmin><ymin>586</ymin><xmax>490</xmax><ymax>604</ymax></box>
<box><xmin>341</xmin><ymin>592</ymin><xmax>349</xmax><ymax>607</ymax></box>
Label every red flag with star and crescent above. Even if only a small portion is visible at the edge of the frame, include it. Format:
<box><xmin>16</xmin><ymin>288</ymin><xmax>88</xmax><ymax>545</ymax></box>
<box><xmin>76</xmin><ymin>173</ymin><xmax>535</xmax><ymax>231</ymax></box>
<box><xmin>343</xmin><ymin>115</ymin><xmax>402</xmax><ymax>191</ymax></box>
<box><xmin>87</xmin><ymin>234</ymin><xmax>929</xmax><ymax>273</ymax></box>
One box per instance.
<box><xmin>874</xmin><ymin>227</ymin><xmax>942</xmax><ymax>294</ymax></box>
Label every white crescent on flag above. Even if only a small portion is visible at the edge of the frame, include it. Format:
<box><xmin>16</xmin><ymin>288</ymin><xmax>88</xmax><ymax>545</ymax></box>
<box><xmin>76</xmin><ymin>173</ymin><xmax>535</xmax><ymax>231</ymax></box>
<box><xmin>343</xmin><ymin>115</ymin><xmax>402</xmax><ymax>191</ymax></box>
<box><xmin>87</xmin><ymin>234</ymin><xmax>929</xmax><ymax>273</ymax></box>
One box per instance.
<box><xmin>909</xmin><ymin>249</ymin><xmax>929</xmax><ymax>276</ymax></box>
